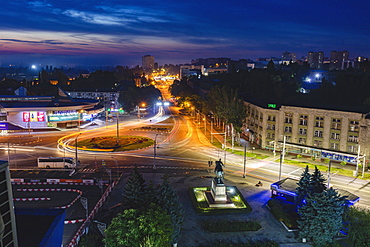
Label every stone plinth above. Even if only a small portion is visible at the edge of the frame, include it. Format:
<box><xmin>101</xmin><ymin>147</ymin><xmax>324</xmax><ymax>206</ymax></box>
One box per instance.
<box><xmin>211</xmin><ymin>177</ymin><xmax>227</xmax><ymax>202</ymax></box>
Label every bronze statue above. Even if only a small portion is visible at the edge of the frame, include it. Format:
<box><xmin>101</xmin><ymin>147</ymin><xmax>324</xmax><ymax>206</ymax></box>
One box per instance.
<box><xmin>214</xmin><ymin>158</ymin><xmax>225</xmax><ymax>178</ymax></box>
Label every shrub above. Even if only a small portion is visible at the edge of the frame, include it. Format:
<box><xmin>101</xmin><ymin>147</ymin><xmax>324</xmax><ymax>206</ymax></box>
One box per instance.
<box><xmin>201</xmin><ymin>219</ymin><xmax>261</xmax><ymax>232</ymax></box>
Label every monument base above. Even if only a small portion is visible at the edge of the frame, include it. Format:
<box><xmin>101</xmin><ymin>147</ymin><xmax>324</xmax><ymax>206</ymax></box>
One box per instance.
<box><xmin>206</xmin><ymin>177</ymin><xmax>235</xmax><ymax>208</ymax></box>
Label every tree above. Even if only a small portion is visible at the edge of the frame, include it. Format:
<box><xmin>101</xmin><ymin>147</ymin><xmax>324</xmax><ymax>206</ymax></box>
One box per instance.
<box><xmin>158</xmin><ymin>175</ymin><xmax>184</xmax><ymax>246</ymax></box>
<box><xmin>121</xmin><ymin>166</ymin><xmax>146</xmax><ymax>209</ymax></box>
<box><xmin>295</xmin><ymin>165</ymin><xmax>311</xmax><ymax>207</ymax></box>
<box><xmin>207</xmin><ymin>86</ymin><xmax>246</xmax><ymax>133</ymax></box>
<box><xmin>344</xmin><ymin>206</ymin><xmax>370</xmax><ymax>247</ymax></box>
<box><xmin>298</xmin><ymin>188</ymin><xmax>347</xmax><ymax>246</ymax></box>
<box><xmin>104</xmin><ymin>204</ymin><xmax>173</xmax><ymax>247</ymax></box>
<box><xmin>310</xmin><ymin>166</ymin><xmax>326</xmax><ymax>194</ymax></box>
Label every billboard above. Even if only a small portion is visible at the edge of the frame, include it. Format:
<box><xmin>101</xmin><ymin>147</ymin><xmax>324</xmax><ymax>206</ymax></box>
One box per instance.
<box><xmin>23</xmin><ymin>112</ymin><xmax>46</xmax><ymax>122</ymax></box>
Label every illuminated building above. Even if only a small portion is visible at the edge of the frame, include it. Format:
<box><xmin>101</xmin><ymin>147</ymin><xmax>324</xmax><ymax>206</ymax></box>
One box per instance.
<box><xmin>0</xmin><ymin>89</ymin><xmax>103</xmax><ymax>133</ymax></box>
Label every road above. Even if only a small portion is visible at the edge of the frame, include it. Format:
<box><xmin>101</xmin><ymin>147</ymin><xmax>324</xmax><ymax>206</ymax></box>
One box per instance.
<box><xmin>1</xmin><ymin>88</ymin><xmax>369</xmax><ymax>208</ymax></box>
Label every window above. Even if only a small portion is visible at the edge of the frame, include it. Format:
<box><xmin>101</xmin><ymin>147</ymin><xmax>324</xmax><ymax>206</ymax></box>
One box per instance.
<box><xmin>313</xmin><ymin>140</ymin><xmax>322</xmax><ymax>147</ymax></box>
<box><xmin>267</xmin><ymin>115</ymin><xmax>276</xmax><ymax>121</ymax></box>
<box><xmin>348</xmin><ymin>135</ymin><xmax>358</xmax><ymax>143</ymax></box>
<box><xmin>285</xmin><ymin>113</ymin><xmax>293</xmax><ymax>124</ymax></box>
<box><xmin>284</xmin><ymin>126</ymin><xmax>292</xmax><ymax>133</ymax></box>
<box><xmin>315</xmin><ymin>116</ymin><xmax>324</xmax><ymax>128</ymax></box>
<box><xmin>314</xmin><ymin>130</ymin><xmax>323</xmax><ymax>137</ymax></box>
<box><xmin>330</xmin><ymin>132</ymin><xmax>340</xmax><ymax>140</ymax></box>
<box><xmin>260</xmin><ymin>113</ymin><xmax>263</xmax><ymax>121</ymax></box>
<box><xmin>348</xmin><ymin>145</ymin><xmax>358</xmax><ymax>153</ymax></box>
<box><xmin>330</xmin><ymin>142</ymin><xmax>339</xmax><ymax>150</ymax></box>
<box><xmin>267</xmin><ymin>133</ymin><xmax>271</xmax><ymax>139</ymax></box>
<box><xmin>271</xmin><ymin>124</ymin><xmax>275</xmax><ymax>130</ymax></box>
<box><xmin>298</xmin><ymin>138</ymin><xmax>306</xmax><ymax>144</ymax></box>
<box><xmin>300</xmin><ymin>115</ymin><xmax>308</xmax><ymax>126</ymax></box>
<box><xmin>349</xmin><ymin>121</ymin><xmax>359</xmax><ymax>132</ymax></box>
<box><xmin>299</xmin><ymin>128</ymin><xmax>307</xmax><ymax>135</ymax></box>
<box><xmin>285</xmin><ymin>136</ymin><xmax>291</xmax><ymax>142</ymax></box>
<box><xmin>267</xmin><ymin>124</ymin><xmax>271</xmax><ymax>130</ymax></box>
<box><xmin>331</xmin><ymin>118</ymin><xmax>341</xmax><ymax>130</ymax></box>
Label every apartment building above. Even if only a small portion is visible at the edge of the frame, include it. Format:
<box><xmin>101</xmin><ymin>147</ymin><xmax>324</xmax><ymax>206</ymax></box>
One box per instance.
<box><xmin>244</xmin><ymin>102</ymin><xmax>370</xmax><ymax>163</ymax></box>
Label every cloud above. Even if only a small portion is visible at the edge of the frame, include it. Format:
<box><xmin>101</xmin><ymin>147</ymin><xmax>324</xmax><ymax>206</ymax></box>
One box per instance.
<box><xmin>62</xmin><ymin>10</ymin><xmax>133</xmax><ymax>26</ymax></box>
<box><xmin>0</xmin><ymin>39</ymin><xmax>64</xmax><ymax>45</ymax></box>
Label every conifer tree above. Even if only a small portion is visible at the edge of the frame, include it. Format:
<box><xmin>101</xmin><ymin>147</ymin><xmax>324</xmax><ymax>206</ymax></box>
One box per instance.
<box><xmin>295</xmin><ymin>165</ymin><xmax>311</xmax><ymax>207</ymax></box>
<box><xmin>158</xmin><ymin>175</ymin><xmax>184</xmax><ymax>246</ymax></box>
<box><xmin>310</xmin><ymin>166</ymin><xmax>326</xmax><ymax>194</ymax></box>
<box><xmin>298</xmin><ymin>188</ymin><xmax>347</xmax><ymax>246</ymax></box>
<box><xmin>122</xmin><ymin>166</ymin><xmax>146</xmax><ymax>209</ymax></box>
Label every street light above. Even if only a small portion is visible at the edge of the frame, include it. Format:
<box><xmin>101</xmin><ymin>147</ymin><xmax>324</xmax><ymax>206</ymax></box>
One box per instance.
<box><xmin>111</xmin><ymin>156</ymin><xmax>119</xmax><ymax>178</ymax></box>
<box><xmin>153</xmin><ymin>133</ymin><xmax>161</xmax><ymax>170</ymax></box>
<box><xmin>243</xmin><ymin>144</ymin><xmax>247</xmax><ymax>178</ymax></box>
<box><xmin>116</xmin><ymin>112</ymin><xmax>119</xmax><ymax>145</ymax></box>
<box><xmin>75</xmin><ymin>133</ymin><xmax>81</xmax><ymax>166</ymax></box>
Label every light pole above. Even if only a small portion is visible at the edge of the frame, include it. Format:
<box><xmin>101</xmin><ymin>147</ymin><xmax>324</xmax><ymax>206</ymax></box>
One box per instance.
<box><xmin>116</xmin><ymin>112</ymin><xmax>119</xmax><ymax>145</ymax></box>
<box><xmin>203</xmin><ymin>115</ymin><xmax>207</xmax><ymax>137</ymax></box>
<box><xmin>153</xmin><ymin>133</ymin><xmax>161</xmax><ymax>170</ymax></box>
<box><xmin>75</xmin><ymin>133</ymin><xmax>81</xmax><ymax>166</ymax></box>
<box><xmin>211</xmin><ymin>117</ymin><xmax>214</xmax><ymax>143</ymax></box>
<box><xmin>243</xmin><ymin>144</ymin><xmax>247</xmax><ymax>178</ymax></box>
<box><xmin>278</xmin><ymin>135</ymin><xmax>286</xmax><ymax>181</ymax></box>
<box><xmin>111</xmin><ymin>156</ymin><xmax>119</xmax><ymax>178</ymax></box>
<box><xmin>223</xmin><ymin>124</ymin><xmax>227</xmax><ymax>165</ymax></box>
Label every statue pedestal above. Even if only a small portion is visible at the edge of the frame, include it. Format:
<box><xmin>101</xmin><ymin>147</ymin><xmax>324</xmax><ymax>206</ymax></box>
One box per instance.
<box><xmin>203</xmin><ymin>177</ymin><xmax>235</xmax><ymax>208</ymax></box>
<box><xmin>211</xmin><ymin>178</ymin><xmax>227</xmax><ymax>202</ymax></box>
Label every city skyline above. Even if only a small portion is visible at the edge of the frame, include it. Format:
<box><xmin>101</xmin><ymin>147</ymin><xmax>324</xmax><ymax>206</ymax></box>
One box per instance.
<box><xmin>0</xmin><ymin>0</ymin><xmax>369</xmax><ymax>67</ymax></box>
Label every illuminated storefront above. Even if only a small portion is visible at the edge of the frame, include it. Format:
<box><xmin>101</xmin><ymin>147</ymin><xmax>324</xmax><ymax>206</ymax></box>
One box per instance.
<box><xmin>0</xmin><ymin>95</ymin><xmax>103</xmax><ymax>132</ymax></box>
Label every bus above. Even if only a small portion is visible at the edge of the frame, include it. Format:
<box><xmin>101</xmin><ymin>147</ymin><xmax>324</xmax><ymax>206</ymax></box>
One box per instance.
<box><xmin>37</xmin><ymin>157</ymin><xmax>77</xmax><ymax>169</ymax></box>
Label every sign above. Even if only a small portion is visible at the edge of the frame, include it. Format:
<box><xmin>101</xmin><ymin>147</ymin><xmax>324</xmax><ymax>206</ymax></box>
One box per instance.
<box><xmin>102</xmin><ymin>160</ymin><xmax>106</xmax><ymax>166</ymax></box>
<box><xmin>48</xmin><ymin>115</ymin><xmax>78</xmax><ymax>122</ymax></box>
<box><xmin>23</xmin><ymin>111</ymin><xmax>46</xmax><ymax>122</ymax></box>
<box><xmin>267</xmin><ymin>104</ymin><xmax>277</xmax><ymax>109</ymax></box>
<box><xmin>0</xmin><ymin>123</ymin><xmax>8</xmax><ymax>130</ymax></box>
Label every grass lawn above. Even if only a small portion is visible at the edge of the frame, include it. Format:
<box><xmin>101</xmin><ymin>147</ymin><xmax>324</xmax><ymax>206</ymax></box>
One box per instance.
<box><xmin>281</xmin><ymin>158</ymin><xmax>370</xmax><ymax>179</ymax></box>
<box><xmin>77</xmin><ymin>135</ymin><xmax>154</xmax><ymax>152</ymax></box>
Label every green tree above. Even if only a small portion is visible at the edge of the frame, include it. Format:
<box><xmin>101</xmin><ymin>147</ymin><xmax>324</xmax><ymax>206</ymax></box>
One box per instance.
<box><xmin>207</xmin><ymin>86</ymin><xmax>246</xmax><ymax>133</ymax></box>
<box><xmin>158</xmin><ymin>175</ymin><xmax>184</xmax><ymax>245</ymax></box>
<box><xmin>344</xmin><ymin>206</ymin><xmax>370</xmax><ymax>247</ymax></box>
<box><xmin>104</xmin><ymin>204</ymin><xmax>173</xmax><ymax>247</ymax></box>
<box><xmin>295</xmin><ymin>165</ymin><xmax>311</xmax><ymax>207</ymax></box>
<box><xmin>310</xmin><ymin>166</ymin><xmax>326</xmax><ymax>194</ymax></box>
<box><xmin>121</xmin><ymin>166</ymin><xmax>146</xmax><ymax>209</ymax></box>
<box><xmin>298</xmin><ymin>188</ymin><xmax>347</xmax><ymax>246</ymax></box>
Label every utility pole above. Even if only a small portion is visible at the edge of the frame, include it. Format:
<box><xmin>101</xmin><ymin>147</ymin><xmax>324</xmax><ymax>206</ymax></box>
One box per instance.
<box><xmin>116</xmin><ymin>112</ymin><xmax>119</xmax><ymax>145</ymax></box>
<box><xmin>75</xmin><ymin>133</ymin><xmax>81</xmax><ymax>166</ymax></box>
<box><xmin>243</xmin><ymin>144</ymin><xmax>247</xmax><ymax>178</ymax></box>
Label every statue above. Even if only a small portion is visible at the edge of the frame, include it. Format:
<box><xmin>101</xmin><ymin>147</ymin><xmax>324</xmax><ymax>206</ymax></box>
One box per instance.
<box><xmin>214</xmin><ymin>158</ymin><xmax>225</xmax><ymax>179</ymax></box>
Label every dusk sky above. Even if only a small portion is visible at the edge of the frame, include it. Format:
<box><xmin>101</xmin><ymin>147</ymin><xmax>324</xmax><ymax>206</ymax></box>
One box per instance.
<box><xmin>0</xmin><ymin>0</ymin><xmax>369</xmax><ymax>67</ymax></box>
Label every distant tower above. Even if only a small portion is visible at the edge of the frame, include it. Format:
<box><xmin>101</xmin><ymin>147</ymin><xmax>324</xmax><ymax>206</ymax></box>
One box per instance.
<box><xmin>307</xmin><ymin>51</ymin><xmax>324</xmax><ymax>69</ymax></box>
<box><xmin>142</xmin><ymin>55</ymin><xmax>154</xmax><ymax>72</ymax></box>
<box><xmin>329</xmin><ymin>50</ymin><xmax>349</xmax><ymax>70</ymax></box>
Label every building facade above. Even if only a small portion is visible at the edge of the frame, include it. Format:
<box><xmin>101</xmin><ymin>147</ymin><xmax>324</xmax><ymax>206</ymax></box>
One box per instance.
<box><xmin>142</xmin><ymin>55</ymin><xmax>155</xmax><ymax>72</ymax></box>
<box><xmin>244</xmin><ymin>102</ymin><xmax>370</xmax><ymax>163</ymax></box>
<box><xmin>307</xmin><ymin>51</ymin><xmax>324</xmax><ymax>69</ymax></box>
<box><xmin>66</xmin><ymin>89</ymin><xmax>120</xmax><ymax>110</ymax></box>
